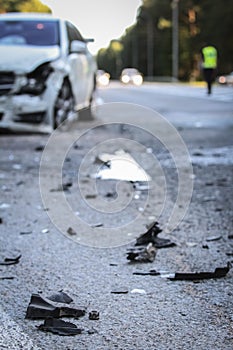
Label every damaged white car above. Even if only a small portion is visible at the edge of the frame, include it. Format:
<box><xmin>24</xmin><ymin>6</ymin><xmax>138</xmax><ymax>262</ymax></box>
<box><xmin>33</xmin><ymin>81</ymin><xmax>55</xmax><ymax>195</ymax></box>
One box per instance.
<box><xmin>0</xmin><ymin>13</ymin><xmax>97</xmax><ymax>132</ymax></box>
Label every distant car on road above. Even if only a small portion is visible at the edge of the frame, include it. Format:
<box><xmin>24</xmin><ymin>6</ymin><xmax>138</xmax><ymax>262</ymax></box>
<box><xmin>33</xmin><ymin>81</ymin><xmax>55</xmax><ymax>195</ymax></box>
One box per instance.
<box><xmin>120</xmin><ymin>68</ymin><xmax>143</xmax><ymax>86</ymax></box>
<box><xmin>0</xmin><ymin>12</ymin><xmax>97</xmax><ymax>132</ymax></box>
<box><xmin>96</xmin><ymin>69</ymin><xmax>110</xmax><ymax>87</ymax></box>
<box><xmin>218</xmin><ymin>72</ymin><xmax>233</xmax><ymax>86</ymax></box>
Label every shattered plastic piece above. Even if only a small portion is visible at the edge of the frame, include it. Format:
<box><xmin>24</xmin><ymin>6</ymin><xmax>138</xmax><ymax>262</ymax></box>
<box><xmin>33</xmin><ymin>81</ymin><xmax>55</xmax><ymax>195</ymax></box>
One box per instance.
<box><xmin>20</xmin><ymin>231</ymin><xmax>32</xmax><ymax>235</ymax></box>
<box><xmin>133</xmin><ymin>182</ymin><xmax>150</xmax><ymax>191</ymax></box>
<box><xmin>38</xmin><ymin>318</ymin><xmax>83</xmax><ymax>336</ymax></box>
<box><xmin>130</xmin><ymin>289</ymin><xmax>146</xmax><ymax>294</ymax></box>
<box><xmin>89</xmin><ymin>311</ymin><xmax>100</xmax><ymax>320</ymax></box>
<box><xmin>127</xmin><ymin>243</ymin><xmax>157</xmax><ymax>263</ymax></box>
<box><xmin>67</xmin><ymin>227</ymin><xmax>77</xmax><ymax>236</ymax></box>
<box><xmin>206</xmin><ymin>235</ymin><xmax>222</xmax><ymax>242</ymax></box>
<box><xmin>50</xmin><ymin>182</ymin><xmax>72</xmax><ymax>192</ymax></box>
<box><xmin>47</xmin><ymin>291</ymin><xmax>73</xmax><ymax>304</ymax></box>
<box><xmin>133</xmin><ymin>269</ymin><xmax>160</xmax><ymax>276</ymax></box>
<box><xmin>25</xmin><ymin>294</ymin><xmax>85</xmax><ymax>319</ymax></box>
<box><xmin>111</xmin><ymin>288</ymin><xmax>128</xmax><ymax>294</ymax></box>
<box><xmin>135</xmin><ymin>222</ymin><xmax>175</xmax><ymax>248</ymax></box>
<box><xmin>34</xmin><ymin>145</ymin><xmax>45</xmax><ymax>152</ymax></box>
<box><xmin>0</xmin><ymin>254</ymin><xmax>21</xmax><ymax>266</ymax></box>
<box><xmin>168</xmin><ymin>262</ymin><xmax>231</xmax><ymax>281</ymax></box>
<box><xmin>95</xmin><ymin>149</ymin><xmax>151</xmax><ymax>182</ymax></box>
<box><xmin>0</xmin><ymin>276</ymin><xmax>14</xmax><ymax>280</ymax></box>
<box><xmin>41</xmin><ymin>228</ymin><xmax>49</xmax><ymax>234</ymax></box>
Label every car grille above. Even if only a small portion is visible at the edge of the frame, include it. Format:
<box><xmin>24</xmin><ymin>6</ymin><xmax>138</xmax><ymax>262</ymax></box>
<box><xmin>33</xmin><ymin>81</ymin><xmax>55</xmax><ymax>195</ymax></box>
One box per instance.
<box><xmin>13</xmin><ymin>112</ymin><xmax>45</xmax><ymax>124</ymax></box>
<box><xmin>0</xmin><ymin>72</ymin><xmax>15</xmax><ymax>95</ymax></box>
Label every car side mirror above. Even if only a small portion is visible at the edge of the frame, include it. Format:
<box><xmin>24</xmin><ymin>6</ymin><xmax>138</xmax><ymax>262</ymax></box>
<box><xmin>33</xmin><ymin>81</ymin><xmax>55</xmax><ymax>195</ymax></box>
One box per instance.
<box><xmin>70</xmin><ymin>40</ymin><xmax>87</xmax><ymax>54</ymax></box>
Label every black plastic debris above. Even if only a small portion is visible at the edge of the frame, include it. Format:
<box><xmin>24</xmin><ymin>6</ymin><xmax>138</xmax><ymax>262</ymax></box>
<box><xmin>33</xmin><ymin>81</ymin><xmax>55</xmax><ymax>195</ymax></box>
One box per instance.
<box><xmin>38</xmin><ymin>318</ymin><xmax>83</xmax><ymax>336</ymax></box>
<box><xmin>0</xmin><ymin>218</ymin><xmax>2</xmax><ymax>224</ymax></box>
<box><xmin>0</xmin><ymin>254</ymin><xmax>21</xmax><ymax>266</ymax></box>
<box><xmin>133</xmin><ymin>269</ymin><xmax>160</xmax><ymax>276</ymax></box>
<box><xmin>228</xmin><ymin>234</ymin><xmax>233</xmax><ymax>240</ymax></box>
<box><xmin>168</xmin><ymin>262</ymin><xmax>231</xmax><ymax>281</ymax></box>
<box><xmin>135</xmin><ymin>222</ymin><xmax>176</xmax><ymax>248</ymax></box>
<box><xmin>25</xmin><ymin>294</ymin><xmax>85</xmax><ymax>319</ymax></box>
<box><xmin>89</xmin><ymin>311</ymin><xmax>99</xmax><ymax>320</ymax></box>
<box><xmin>34</xmin><ymin>145</ymin><xmax>45</xmax><ymax>152</ymax></box>
<box><xmin>47</xmin><ymin>291</ymin><xmax>73</xmax><ymax>304</ymax></box>
<box><xmin>111</xmin><ymin>288</ymin><xmax>128</xmax><ymax>294</ymax></box>
<box><xmin>67</xmin><ymin>227</ymin><xmax>77</xmax><ymax>236</ymax></box>
<box><xmin>50</xmin><ymin>182</ymin><xmax>72</xmax><ymax>192</ymax></box>
<box><xmin>206</xmin><ymin>235</ymin><xmax>222</xmax><ymax>242</ymax></box>
<box><xmin>20</xmin><ymin>231</ymin><xmax>32</xmax><ymax>235</ymax></box>
<box><xmin>0</xmin><ymin>276</ymin><xmax>14</xmax><ymax>280</ymax></box>
<box><xmin>127</xmin><ymin>243</ymin><xmax>157</xmax><ymax>263</ymax></box>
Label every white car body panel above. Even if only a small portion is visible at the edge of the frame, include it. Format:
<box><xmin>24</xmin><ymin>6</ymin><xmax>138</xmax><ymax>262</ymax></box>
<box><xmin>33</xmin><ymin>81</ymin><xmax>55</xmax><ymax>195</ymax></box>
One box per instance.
<box><xmin>0</xmin><ymin>13</ymin><xmax>97</xmax><ymax>132</ymax></box>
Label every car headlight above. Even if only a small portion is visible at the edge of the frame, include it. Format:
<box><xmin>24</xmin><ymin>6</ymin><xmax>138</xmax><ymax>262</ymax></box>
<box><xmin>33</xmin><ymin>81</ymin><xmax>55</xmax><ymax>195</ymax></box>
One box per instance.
<box><xmin>19</xmin><ymin>63</ymin><xmax>54</xmax><ymax>95</ymax></box>
<box><xmin>133</xmin><ymin>74</ymin><xmax>143</xmax><ymax>86</ymax></box>
<box><xmin>121</xmin><ymin>75</ymin><xmax>130</xmax><ymax>84</ymax></box>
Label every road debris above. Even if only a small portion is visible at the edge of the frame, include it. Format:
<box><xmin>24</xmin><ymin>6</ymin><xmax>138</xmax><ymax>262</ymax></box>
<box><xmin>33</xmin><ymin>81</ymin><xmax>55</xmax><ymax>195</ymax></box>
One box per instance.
<box><xmin>50</xmin><ymin>182</ymin><xmax>73</xmax><ymax>192</ymax></box>
<box><xmin>89</xmin><ymin>311</ymin><xmax>100</xmax><ymax>320</ymax></box>
<box><xmin>130</xmin><ymin>289</ymin><xmax>146</xmax><ymax>294</ymax></box>
<box><xmin>38</xmin><ymin>318</ymin><xmax>83</xmax><ymax>336</ymax></box>
<box><xmin>133</xmin><ymin>269</ymin><xmax>160</xmax><ymax>276</ymax></box>
<box><xmin>25</xmin><ymin>294</ymin><xmax>86</xmax><ymax>319</ymax></box>
<box><xmin>67</xmin><ymin>227</ymin><xmax>77</xmax><ymax>236</ymax></box>
<box><xmin>111</xmin><ymin>288</ymin><xmax>128</xmax><ymax>294</ymax></box>
<box><xmin>135</xmin><ymin>221</ymin><xmax>176</xmax><ymax>248</ymax></box>
<box><xmin>95</xmin><ymin>149</ymin><xmax>151</xmax><ymax>182</ymax></box>
<box><xmin>127</xmin><ymin>243</ymin><xmax>157</xmax><ymax>263</ymax></box>
<box><xmin>0</xmin><ymin>254</ymin><xmax>21</xmax><ymax>266</ymax></box>
<box><xmin>0</xmin><ymin>276</ymin><xmax>14</xmax><ymax>280</ymax></box>
<box><xmin>47</xmin><ymin>291</ymin><xmax>73</xmax><ymax>304</ymax></box>
<box><xmin>206</xmin><ymin>235</ymin><xmax>222</xmax><ymax>242</ymax></box>
<box><xmin>167</xmin><ymin>262</ymin><xmax>231</xmax><ymax>281</ymax></box>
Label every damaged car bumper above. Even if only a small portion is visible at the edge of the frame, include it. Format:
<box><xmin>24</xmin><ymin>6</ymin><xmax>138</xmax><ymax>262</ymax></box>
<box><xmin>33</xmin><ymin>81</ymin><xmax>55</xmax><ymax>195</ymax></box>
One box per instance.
<box><xmin>0</xmin><ymin>94</ymin><xmax>52</xmax><ymax>133</ymax></box>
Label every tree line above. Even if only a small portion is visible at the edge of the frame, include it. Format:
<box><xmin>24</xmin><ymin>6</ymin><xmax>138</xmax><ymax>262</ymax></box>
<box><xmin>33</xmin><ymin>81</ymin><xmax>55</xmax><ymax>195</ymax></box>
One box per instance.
<box><xmin>1</xmin><ymin>0</ymin><xmax>232</xmax><ymax>81</ymax></box>
<box><xmin>97</xmin><ymin>0</ymin><xmax>233</xmax><ymax>80</ymax></box>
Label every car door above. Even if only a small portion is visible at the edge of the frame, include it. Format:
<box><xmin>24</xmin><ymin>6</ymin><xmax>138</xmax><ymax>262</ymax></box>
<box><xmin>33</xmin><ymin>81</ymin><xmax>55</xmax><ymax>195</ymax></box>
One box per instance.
<box><xmin>65</xmin><ymin>21</ymin><xmax>90</xmax><ymax>108</ymax></box>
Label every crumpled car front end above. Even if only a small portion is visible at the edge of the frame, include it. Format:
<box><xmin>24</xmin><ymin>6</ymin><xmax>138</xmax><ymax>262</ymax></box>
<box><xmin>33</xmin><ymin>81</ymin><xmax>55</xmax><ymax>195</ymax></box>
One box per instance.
<box><xmin>0</xmin><ymin>46</ymin><xmax>62</xmax><ymax>133</ymax></box>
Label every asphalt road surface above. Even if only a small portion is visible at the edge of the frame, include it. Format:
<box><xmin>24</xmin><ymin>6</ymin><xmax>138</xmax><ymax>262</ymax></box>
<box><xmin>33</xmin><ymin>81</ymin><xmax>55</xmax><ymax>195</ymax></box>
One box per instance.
<box><xmin>0</xmin><ymin>82</ymin><xmax>233</xmax><ymax>349</ymax></box>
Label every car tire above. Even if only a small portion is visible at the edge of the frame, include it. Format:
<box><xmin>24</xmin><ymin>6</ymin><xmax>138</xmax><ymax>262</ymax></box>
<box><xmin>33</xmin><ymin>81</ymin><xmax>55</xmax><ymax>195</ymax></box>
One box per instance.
<box><xmin>53</xmin><ymin>79</ymin><xmax>75</xmax><ymax>129</ymax></box>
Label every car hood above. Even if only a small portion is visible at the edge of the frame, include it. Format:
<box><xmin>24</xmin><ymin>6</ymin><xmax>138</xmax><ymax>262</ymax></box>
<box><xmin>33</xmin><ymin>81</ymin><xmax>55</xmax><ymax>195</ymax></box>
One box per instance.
<box><xmin>0</xmin><ymin>45</ymin><xmax>60</xmax><ymax>73</ymax></box>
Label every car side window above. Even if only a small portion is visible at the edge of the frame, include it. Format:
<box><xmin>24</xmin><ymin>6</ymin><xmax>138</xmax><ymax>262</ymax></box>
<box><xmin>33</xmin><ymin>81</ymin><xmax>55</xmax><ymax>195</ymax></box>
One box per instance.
<box><xmin>66</xmin><ymin>21</ymin><xmax>84</xmax><ymax>51</ymax></box>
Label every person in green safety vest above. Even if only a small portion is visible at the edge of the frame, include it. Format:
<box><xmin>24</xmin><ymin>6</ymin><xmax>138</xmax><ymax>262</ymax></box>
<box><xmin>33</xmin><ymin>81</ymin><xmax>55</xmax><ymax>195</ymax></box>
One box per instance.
<box><xmin>201</xmin><ymin>43</ymin><xmax>218</xmax><ymax>94</ymax></box>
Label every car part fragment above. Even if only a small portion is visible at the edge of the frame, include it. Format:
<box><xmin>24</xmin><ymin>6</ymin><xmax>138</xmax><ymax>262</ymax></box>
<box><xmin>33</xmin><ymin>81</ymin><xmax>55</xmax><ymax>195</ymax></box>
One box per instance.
<box><xmin>25</xmin><ymin>294</ymin><xmax>85</xmax><ymax>319</ymax></box>
<box><xmin>135</xmin><ymin>222</ymin><xmax>175</xmax><ymax>248</ymax></box>
<box><xmin>168</xmin><ymin>262</ymin><xmax>231</xmax><ymax>281</ymax></box>
<box><xmin>127</xmin><ymin>243</ymin><xmax>157</xmax><ymax>263</ymax></box>
<box><xmin>38</xmin><ymin>318</ymin><xmax>83</xmax><ymax>336</ymax></box>
<box><xmin>47</xmin><ymin>291</ymin><xmax>73</xmax><ymax>304</ymax></box>
<box><xmin>0</xmin><ymin>254</ymin><xmax>21</xmax><ymax>265</ymax></box>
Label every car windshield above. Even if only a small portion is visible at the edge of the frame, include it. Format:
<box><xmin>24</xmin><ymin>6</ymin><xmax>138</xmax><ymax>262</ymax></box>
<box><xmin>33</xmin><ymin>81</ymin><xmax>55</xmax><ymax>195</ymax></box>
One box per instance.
<box><xmin>0</xmin><ymin>20</ymin><xmax>59</xmax><ymax>46</ymax></box>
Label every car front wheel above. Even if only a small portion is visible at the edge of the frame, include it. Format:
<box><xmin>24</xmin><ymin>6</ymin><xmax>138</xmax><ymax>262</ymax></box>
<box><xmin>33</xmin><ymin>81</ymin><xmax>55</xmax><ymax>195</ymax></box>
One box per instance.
<box><xmin>53</xmin><ymin>80</ymin><xmax>75</xmax><ymax>129</ymax></box>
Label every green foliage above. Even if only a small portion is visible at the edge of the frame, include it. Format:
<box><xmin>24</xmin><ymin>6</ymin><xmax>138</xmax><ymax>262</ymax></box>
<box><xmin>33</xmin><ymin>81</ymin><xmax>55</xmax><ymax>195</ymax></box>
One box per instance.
<box><xmin>97</xmin><ymin>0</ymin><xmax>233</xmax><ymax>80</ymax></box>
<box><xmin>0</xmin><ymin>0</ymin><xmax>51</xmax><ymax>13</ymax></box>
